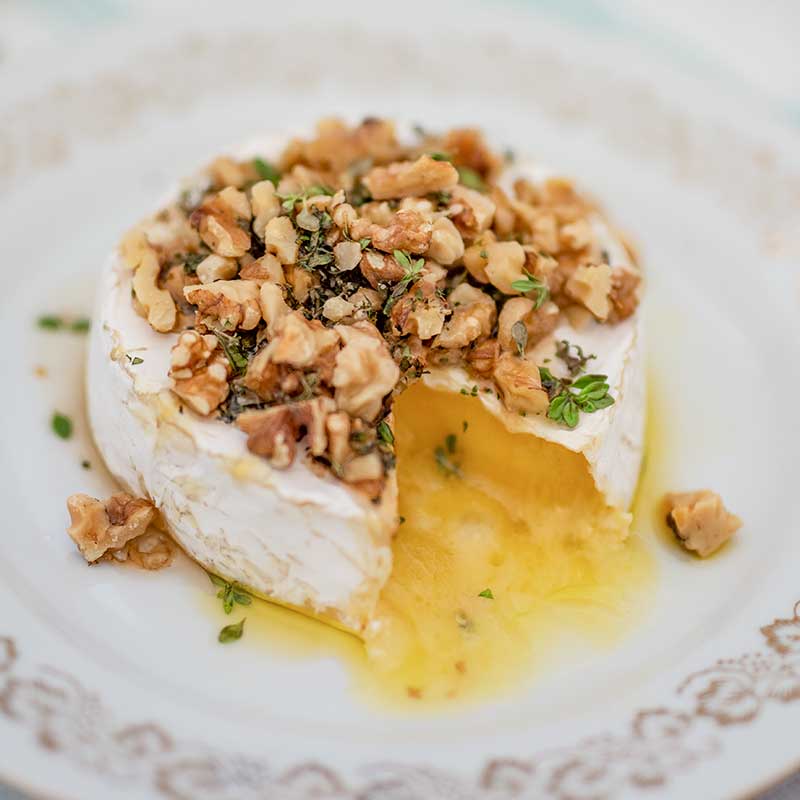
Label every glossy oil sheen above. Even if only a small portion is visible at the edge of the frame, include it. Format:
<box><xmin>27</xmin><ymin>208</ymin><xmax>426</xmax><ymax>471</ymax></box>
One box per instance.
<box><xmin>229</xmin><ymin>381</ymin><xmax>655</xmax><ymax>709</ymax></box>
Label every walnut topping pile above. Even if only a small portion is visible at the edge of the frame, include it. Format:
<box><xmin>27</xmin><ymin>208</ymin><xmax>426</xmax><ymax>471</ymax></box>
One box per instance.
<box><xmin>122</xmin><ymin>118</ymin><xmax>642</xmax><ymax>497</ymax></box>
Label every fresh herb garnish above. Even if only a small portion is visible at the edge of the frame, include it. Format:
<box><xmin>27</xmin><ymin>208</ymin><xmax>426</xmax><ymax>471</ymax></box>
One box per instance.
<box><xmin>213</xmin><ymin>329</ymin><xmax>250</xmax><ymax>375</ymax></box>
<box><xmin>456</xmin><ymin>166</ymin><xmax>487</xmax><ymax>192</ymax></box>
<box><xmin>126</xmin><ymin>355</ymin><xmax>144</xmax><ymax>366</ymax></box>
<box><xmin>81</xmin><ymin>459</ymin><xmax>91</xmax><ymax>469</ymax></box>
<box><xmin>398</xmin><ymin>515</ymin><xmax>406</xmax><ymax>525</ymax></box>
<box><xmin>359</xmin><ymin>237</ymin><xmax>371</xmax><ymax>250</ymax></box>
<box><xmin>38</xmin><ymin>315</ymin><xmax>63</xmax><ymax>330</ymax></box>
<box><xmin>459</xmin><ymin>385</ymin><xmax>479</xmax><ymax>397</ymax></box>
<box><xmin>209</xmin><ymin>573</ymin><xmax>252</xmax><ymax>615</ymax></box>
<box><xmin>279</xmin><ymin>185</ymin><xmax>334</xmax><ymax>212</ymax></box>
<box><xmin>218</xmin><ymin>618</ymin><xmax>245</xmax><ymax>644</ymax></box>
<box><xmin>253</xmin><ymin>157</ymin><xmax>281</xmax><ymax>186</ymax></box>
<box><xmin>428</xmin><ymin>151</ymin><xmax>452</xmax><ymax>162</ymax></box>
<box><xmin>478</xmin><ymin>588</ymin><xmax>494</xmax><ymax>599</ymax></box>
<box><xmin>543</xmin><ymin>372</ymin><xmax>614</xmax><ymax>428</ymax></box>
<box><xmin>462</xmin><ymin>420</ymin><xmax>468</xmax><ymax>433</ymax></box>
<box><xmin>555</xmin><ymin>339</ymin><xmax>596</xmax><ymax>377</ymax></box>
<box><xmin>377</xmin><ymin>420</ymin><xmax>394</xmax><ymax>446</ymax></box>
<box><xmin>37</xmin><ymin>315</ymin><xmax>91</xmax><ymax>333</ymax></box>
<box><xmin>52</xmin><ymin>412</ymin><xmax>73</xmax><ymax>439</ymax></box>
<box><xmin>383</xmin><ymin>250</ymin><xmax>425</xmax><ymax>313</ymax></box>
<box><xmin>511</xmin><ymin>320</ymin><xmax>528</xmax><ymax>358</ymax></box>
<box><xmin>181</xmin><ymin>252</ymin><xmax>206</xmax><ymax>275</ymax></box>
<box><xmin>510</xmin><ymin>269</ymin><xmax>549</xmax><ymax>309</ymax></box>
<box><xmin>435</xmin><ymin>434</ymin><xmax>462</xmax><ymax>477</ymax></box>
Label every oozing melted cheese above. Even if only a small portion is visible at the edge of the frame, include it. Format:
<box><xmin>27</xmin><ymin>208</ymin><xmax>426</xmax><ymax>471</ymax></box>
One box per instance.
<box><xmin>223</xmin><ymin>382</ymin><xmax>653</xmax><ymax>707</ymax></box>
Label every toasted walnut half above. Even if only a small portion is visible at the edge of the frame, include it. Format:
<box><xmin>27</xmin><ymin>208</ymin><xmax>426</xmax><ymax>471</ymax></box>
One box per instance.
<box><xmin>608</xmin><ymin>266</ymin><xmax>642</xmax><ymax>321</ymax></box>
<box><xmin>67</xmin><ymin>492</ymin><xmax>156</xmax><ymax>563</ymax></box>
<box><xmin>169</xmin><ymin>330</ymin><xmax>231</xmax><ymax>415</ymax></box>
<box><xmin>184</xmin><ymin>279</ymin><xmax>262</xmax><ymax>331</ymax></box>
<box><xmin>493</xmin><ymin>353</ymin><xmax>550</xmax><ymax>415</ymax></box>
<box><xmin>263</xmin><ymin>216</ymin><xmax>298</xmax><ymax>265</ymax></box>
<box><xmin>363</xmin><ymin>155</ymin><xmax>458</xmax><ymax>200</ymax></box>
<box><xmin>333</xmin><ymin>322</ymin><xmax>400</xmax><ymax>421</ymax></box>
<box><xmin>665</xmin><ymin>490</ymin><xmax>742</xmax><ymax>558</ymax></box>
<box><xmin>435</xmin><ymin>283</ymin><xmax>496</xmax><ymax>348</ymax></box>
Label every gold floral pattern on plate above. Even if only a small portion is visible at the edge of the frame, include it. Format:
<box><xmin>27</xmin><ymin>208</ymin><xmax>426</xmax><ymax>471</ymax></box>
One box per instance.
<box><xmin>1</xmin><ymin>601</ymin><xmax>800</xmax><ymax>799</ymax></box>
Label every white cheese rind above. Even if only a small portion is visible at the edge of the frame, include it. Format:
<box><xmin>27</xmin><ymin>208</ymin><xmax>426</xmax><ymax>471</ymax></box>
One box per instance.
<box><xmin>88</xmin><ymin>257</ymin><xmax>395</xmax><ymax>631</ymax></box>
<box><xmin>88</xmin><ymin>137</ymin><xmax>644</xmax><ymax>634</ymax></box>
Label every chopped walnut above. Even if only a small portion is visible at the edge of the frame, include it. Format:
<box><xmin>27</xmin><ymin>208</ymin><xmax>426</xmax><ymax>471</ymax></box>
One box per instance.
<box><xmin>484</xmin><ymin>241</ymin><xmax>527</xmax><ymax>294</ymax></box>
<box><xmin>560</xmin><ymin>218</ymin><xmax>593</xmax><ymax>251</ymax></box>
<box><xmin>391</xmin><ymin>279</ymin><xmax>449</xmax><ymax>340</ymax></box>
<box><xmin>467</xmin><ymin>337</ymin><xmax>499</xmax><ymax>377</ymax></box>
<box><xmin>435</xmin><ymin>284</ymin><xmax>495</xmax><ymax>348</ymax></box>
<box><xmin>208</xmin><ymin>156</ymin><xmax>252</xmax><ymax>188</ymax></box>
<box><xmin>428</xmin><ymin>217</ymin><xmax>464</xmax><ymax>266</ymax></box>
<box><xmin>237</xmin><ymin>397</ymin><xmax>337</xmax><ymax>468</ymax></box>
<box><xmin>261</xmin><ymin>311</ymin><xmax>339</xmax><ymax>369</ymax></box>
<box><xmin>363</xmin><ymin>155</ymin><xmax>458</xmax><ymax>200</ymax></box>
<box><xmin>184</xmin><ymin>279</ymin><xmax>262</xmax><ymax>331</ymax></box>
<box><xmin>493</xmin><ymin>353</ymin><xmax>550</xmax><ymax>414</ymax></box>
<box><xmin>322</xmin><ymin>295</ymin><xmax>356</xmax><ymax>322</ymax></box>
<box><xmin>250</xmin><ymin>180</ymin><xmax>282</xmax><ymax>239</ymax></box>
<box><xmin>565</xmin><ymin>263</ymin><xmax>612</xmax><ymax>321</ymax></box>
<box><xmin>196</xmin><ymin>254</ymin><xmax>238</xmax><ymax>283</ymax></box>
<box><xmin>258</xmin><ymin>282</ymin><xmax>291</xmax><ymax>336</ymax></box>
<box><xmin>326</xmin><ymin>411</ymin><xmax>352</xmax><ymax>466</ymax></box>
<box><xmin>333</xmin><ymin>322</ymin><xmax>400</xmax><ymax>421</ymax></box>
<box><xmin>359</xmin><ymin>250</ymin><xmax>405</xmax><ymax>288</ymax></box>
<box><xmin>263</xmin><ymin>216</ymin><xmax>299</xmax><ymax>265</ymax></box>
<box><xmin>462</xmin><ymin>233</ymin><xmax>494</xmax><ymax>283</ymax></box>
<box><xmin>124</xmin><ymin>236</ymin><xmax>177</xmax><ymax>333</ymax></box>
<box><xmin>608</xmin><ymin>266</ymin><xmax>642</xmax><ymax>321</ymax></box>
<box><xmin>124</xmin><ymin>531</ymin><xmax>175</xmax><ymax>571</ymax></box>
<box><xmin>665</xmin><ymin>490</ymin><xmax>742</xmax><ymax>558</ymax></box>
<box><xmin>333</xmin><ymin>241</ymin><xmax>363</xmax><ymax>272</ymax></box>
<box><xmin>442</xmin><ymin>127</ymin><xmax>502</xmax><ymax>179</ymax></box>
<box><xmin>449</xmin><ymin>186</ymin><xmax>496</xmax><ymax>237</ymax></box>
<box><xmin>352</xmin><ymin>209</ymin><xmax>432</xmax><ymax>254</ymax></box>
<box><xmin>191</xmin><ymin>190</ymin><xmax>251</xmax><ymax>258</ymax></box>
<box><xmin>169</xmin><ymin>330</ymin><xmax>231</xmax><ymax>415</ymax></box>
<box><xmin>237</xmin><ymin>406</ymin><xmax>296</xmax><ymax>468</ymax></box>
<box><xmin>67</xmin><ymin>492</ymin><xmax>156</xmax><ymax>563</ymax></box>
<box><xmin>240</xmin><ymin>254</ymin><xmax>285</xmax><ymax>284</ymax></box>
<box><xmin>342</xmin><ymin>452</ymin><xmax>384</xmax><ymax>483</ymax></box>
<box><xmin>282</xmin><ymin>117</ymin><xmax>402</xmax><ymax>173</ymax></box>
<box><xmin>497</xmin><ymin>297</ymin><xmax>560</xmax><ymax>353</ymax></box>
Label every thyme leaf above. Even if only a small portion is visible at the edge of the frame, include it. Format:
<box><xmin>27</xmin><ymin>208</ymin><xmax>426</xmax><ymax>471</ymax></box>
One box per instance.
<box><xmin>218</xmin><ymin>618</ymin><xmax>245</xmax><ymax>644</ymax></box>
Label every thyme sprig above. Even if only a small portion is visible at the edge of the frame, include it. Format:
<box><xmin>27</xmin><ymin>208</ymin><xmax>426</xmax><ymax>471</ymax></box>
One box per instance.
<box><xmin>540</xmin><ymin>366</ymin><xmax>614</xmax><ymax>428</ymax></box>
<box><xmin>383</xmin><ymin>250</ymin><xmax>425</xmax><ymax>314</ymax></box>
<box><xmin>510</xmin><ymin>269</ymin><xmax>549</xmax><ymax>309</ymax></box>
<box><xmin>209</xmin><ymin>573</ymin><xmax>252</xmax><ymax>615</ymax></box>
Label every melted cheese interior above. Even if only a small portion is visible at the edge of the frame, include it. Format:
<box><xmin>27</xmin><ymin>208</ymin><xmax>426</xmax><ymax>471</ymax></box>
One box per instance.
<box><xmin>201</xmin><ymin>382</ymin><xmax>653</xmax><ymax>706</ymax></box>
<box><xmin>362</xmin><ymin>382</ymin><xmax>652</xmax><ymax>704</ymax></box>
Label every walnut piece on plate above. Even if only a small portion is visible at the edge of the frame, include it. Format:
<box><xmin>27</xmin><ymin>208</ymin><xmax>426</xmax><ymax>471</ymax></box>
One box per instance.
<box><xmin>66</xmin><ymin>492</ymin><xmax>157</xmax><ymax>563</ymax></box>
<box><xmin>665</xmin><ymin>490</ymin><xmax>743</xmax><ymax>557</ymax></box>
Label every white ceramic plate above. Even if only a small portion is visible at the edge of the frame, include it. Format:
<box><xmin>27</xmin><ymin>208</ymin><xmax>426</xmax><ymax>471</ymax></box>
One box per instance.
<box><xmin>1</xmin><ymin>4</ymin><xmax>799</xmax><ymax>798</ymax></box>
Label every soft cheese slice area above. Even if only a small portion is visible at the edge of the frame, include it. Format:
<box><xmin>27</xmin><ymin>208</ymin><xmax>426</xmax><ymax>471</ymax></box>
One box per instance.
<box><xmin>364</xmin><ymin>382</ymin><xmax>652</xmax><ymax>703</ymax></box>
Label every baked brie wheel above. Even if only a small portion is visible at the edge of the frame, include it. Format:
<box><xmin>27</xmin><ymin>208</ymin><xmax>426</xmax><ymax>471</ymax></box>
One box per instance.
<box><xmin>88</xmin><ymin>119</ymin><xmax>644</xmax><ymax>638</ymax></box>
